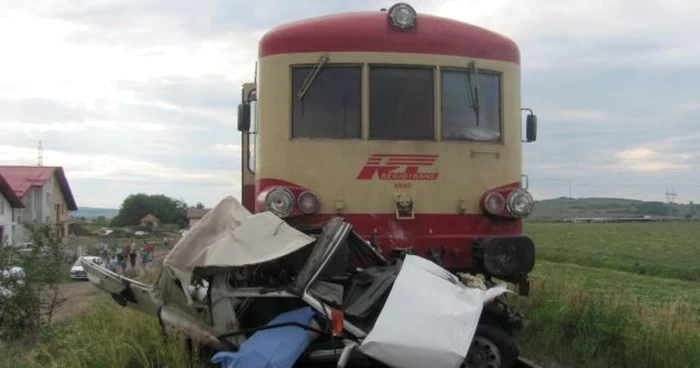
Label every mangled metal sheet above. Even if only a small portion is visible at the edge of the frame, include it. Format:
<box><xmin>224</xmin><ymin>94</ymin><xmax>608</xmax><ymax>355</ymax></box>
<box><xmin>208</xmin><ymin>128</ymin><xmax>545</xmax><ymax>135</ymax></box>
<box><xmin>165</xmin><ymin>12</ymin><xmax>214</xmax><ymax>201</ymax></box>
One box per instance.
<box><xmin>359</xmin><ymin>255</ymin><xmax>510</xmax><ymax>368</ymax></box>
<box><xmin>152</xmin><ymin>196</ymin><xmax>315</xmax><ymax>305</ymax></box>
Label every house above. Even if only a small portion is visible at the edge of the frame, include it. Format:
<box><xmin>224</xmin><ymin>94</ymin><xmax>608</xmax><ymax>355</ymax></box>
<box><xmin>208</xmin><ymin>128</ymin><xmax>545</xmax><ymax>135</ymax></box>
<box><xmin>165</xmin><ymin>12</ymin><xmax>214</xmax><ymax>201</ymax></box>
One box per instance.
<box><xmin>187</xmin><ymin>207</ymin><xmax>210</xmax><ymax>228</ymax></box>
<box><xmin>140</xmin><ymin>214</ymin><xmax>160</xmax><ymax>228</ymax></box>
<box><xmin>0</xmin><ymin>166</ymin><xmax>78</xmax><ymax>244</ymax></box>
<box><xmin>0</xmin><ymin>173</ymin><xmax>24</xmax><ymax>245</ymax></box>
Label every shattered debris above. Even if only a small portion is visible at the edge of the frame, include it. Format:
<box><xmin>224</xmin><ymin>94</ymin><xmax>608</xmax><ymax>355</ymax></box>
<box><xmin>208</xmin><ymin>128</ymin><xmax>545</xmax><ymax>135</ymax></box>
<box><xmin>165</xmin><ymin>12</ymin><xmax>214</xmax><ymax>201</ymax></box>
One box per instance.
<box><xmin>82</xmin><ymin>196</ymin><xmax>514</xmax><ymax>368</ymax></box>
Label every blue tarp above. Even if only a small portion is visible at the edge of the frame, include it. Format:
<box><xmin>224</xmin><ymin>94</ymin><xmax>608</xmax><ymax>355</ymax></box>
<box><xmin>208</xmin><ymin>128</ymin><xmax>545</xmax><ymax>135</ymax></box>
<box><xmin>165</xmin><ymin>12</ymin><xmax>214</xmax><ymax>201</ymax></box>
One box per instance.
<box><xmin>211</xmin><ymin>306</ymin><xmax>317</xmax><ymax>368</ymax></box>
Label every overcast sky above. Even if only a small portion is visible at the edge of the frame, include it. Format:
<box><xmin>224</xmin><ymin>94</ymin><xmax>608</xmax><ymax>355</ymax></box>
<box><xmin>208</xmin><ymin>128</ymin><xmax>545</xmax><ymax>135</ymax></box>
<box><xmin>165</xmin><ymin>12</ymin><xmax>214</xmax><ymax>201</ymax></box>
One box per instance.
<box><xmin>1</xmin><ymin>0</ymin><xmax>699</xmax><ymax>208</ymax></box>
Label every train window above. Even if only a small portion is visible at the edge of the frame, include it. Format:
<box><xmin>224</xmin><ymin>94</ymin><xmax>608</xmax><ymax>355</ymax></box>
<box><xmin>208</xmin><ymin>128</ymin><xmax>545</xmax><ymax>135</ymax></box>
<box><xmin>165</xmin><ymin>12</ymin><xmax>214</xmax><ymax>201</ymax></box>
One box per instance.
<box><xmin>291</xmin><ymin>66</ymin><xmax>362</xmax><ymax>139</ymax></box>
<box><xmin>369</xmin><ymin>66</ymin><xmax>434</xmax><ymax>140</ymax></box>
<box><xmin>441</xmin><ymin>69</ymin><xmax>501</xmax><ymax>141</ymax></box>
<box><xmin>248</xmin><ymin>95</ymin><xmax>258</xmax><ymax>174</ymax></box>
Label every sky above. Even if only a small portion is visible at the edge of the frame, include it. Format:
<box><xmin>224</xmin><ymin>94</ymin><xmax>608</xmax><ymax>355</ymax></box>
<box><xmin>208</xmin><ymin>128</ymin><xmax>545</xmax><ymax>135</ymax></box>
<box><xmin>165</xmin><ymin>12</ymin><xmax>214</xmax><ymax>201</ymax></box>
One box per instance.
<box><xmin>1</xmin><ymin>0</ymin><xmax>699</xmax><ymax>208</ymax></box>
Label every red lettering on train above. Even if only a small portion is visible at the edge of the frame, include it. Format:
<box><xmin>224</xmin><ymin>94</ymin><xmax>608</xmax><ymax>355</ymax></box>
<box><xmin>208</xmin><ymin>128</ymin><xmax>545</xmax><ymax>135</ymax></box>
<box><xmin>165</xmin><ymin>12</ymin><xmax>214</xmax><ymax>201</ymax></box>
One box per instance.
<box><xmin>356</xmin><ymin>154</ymin><xmax>439</xmax><ymax>181</ymax></box>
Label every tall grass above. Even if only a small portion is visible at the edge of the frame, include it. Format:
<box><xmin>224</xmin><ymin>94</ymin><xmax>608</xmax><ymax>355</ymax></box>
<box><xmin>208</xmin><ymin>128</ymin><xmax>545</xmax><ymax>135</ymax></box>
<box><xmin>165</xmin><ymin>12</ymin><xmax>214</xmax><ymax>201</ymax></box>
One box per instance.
<box><xmin>0</xmin><ymin>296</ymin><xmax>201</xmax><ymax>368</ymax></box>
<box><xmin>515</xmin><ymin>277</ymin><xmax>700</xmax><ymax>368</ymax></box>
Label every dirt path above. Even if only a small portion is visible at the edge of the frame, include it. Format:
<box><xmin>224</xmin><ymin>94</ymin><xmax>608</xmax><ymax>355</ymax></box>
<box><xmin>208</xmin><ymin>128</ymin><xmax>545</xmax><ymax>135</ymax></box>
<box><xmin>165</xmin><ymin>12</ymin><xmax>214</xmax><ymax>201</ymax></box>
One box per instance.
<box><xmin>52</xmin><ymin>249</ymin><xmax>170</xmax><ymax>323</ymax></box>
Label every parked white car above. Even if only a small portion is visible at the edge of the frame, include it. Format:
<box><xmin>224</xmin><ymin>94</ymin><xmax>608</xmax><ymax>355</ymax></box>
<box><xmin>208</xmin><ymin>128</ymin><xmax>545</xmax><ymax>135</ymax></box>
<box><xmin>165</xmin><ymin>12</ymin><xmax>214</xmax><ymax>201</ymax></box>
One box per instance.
<box><xmin>12</xmin><ymin>242</ymin><xmax>35</xmax><ymax>254</ymax></box>
<box><xmin>70</xmin><ymin>256</ymin><xmax>104</xmax><ymax>281</ymax></box>
<box><xmin>134</xmin><ymin>231</ymin><xmax>148</xmax><ymax>237</ymax></box>
<box><xmin>98</xmin><ymin>228</ymin><xmax>114</xmax><ymax>236</ymax></box>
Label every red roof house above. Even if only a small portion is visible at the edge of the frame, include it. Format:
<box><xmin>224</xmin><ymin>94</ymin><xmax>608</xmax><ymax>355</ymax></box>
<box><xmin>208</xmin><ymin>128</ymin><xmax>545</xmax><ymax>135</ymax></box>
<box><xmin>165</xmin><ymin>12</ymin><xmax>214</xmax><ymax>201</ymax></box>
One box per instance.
<box><xmin>0</xmin><ymin>173</ymin><xmax>23</xmax><ymax>209</ymax></box>
<box><xmin>140</xmin><ymin>214</ymin><xmax>160</xmax><ymax>227</ymax></box>
<box><xmin>0</xmin><ymin>166</ymin><xmax>77</xmax><ymax>210</ymax></box>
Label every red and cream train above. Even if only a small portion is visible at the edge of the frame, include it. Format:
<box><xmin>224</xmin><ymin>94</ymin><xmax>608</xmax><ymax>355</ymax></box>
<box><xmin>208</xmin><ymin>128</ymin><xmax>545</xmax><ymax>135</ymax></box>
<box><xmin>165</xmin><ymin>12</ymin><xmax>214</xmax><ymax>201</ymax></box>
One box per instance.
<box><xmin>237</xmin><ymin>3</ymin><xmax>538</xmax><ymax>297</ymax></box>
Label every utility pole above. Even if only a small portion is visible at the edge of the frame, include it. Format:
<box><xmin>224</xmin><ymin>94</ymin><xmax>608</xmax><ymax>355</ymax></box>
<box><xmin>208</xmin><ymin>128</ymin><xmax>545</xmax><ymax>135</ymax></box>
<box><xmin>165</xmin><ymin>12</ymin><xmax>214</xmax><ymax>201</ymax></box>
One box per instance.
<box><xmin>37</xmin><ymin>140</ymin><xmax>43</xmax><ymax>166</ymax></box>
<box><xmin>665</xmin><ymin>188</ymin><xmax>677</xmax><ymax>219</ymax></box>
<box><xmin>690</xmin><ymin>201</ymin><xmax>695</xmax><ymax>220</ymax></box>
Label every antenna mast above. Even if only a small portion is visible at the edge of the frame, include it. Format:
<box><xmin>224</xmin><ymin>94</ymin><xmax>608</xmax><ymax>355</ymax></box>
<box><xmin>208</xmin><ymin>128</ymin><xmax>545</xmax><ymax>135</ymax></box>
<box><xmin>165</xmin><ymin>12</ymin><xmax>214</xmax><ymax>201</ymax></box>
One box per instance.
<box><xmin>38</xmin><ymin>140</ymin><xmax>43</xmax><ymax>166</ymax></box>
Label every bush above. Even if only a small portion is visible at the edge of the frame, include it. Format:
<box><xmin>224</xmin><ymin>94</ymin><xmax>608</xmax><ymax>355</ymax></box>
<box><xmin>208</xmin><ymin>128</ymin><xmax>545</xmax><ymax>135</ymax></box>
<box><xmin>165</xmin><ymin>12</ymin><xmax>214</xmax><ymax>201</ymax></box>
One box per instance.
<box><xmin>0</xmin><ymin>224</ymin><xmax>66</xmax><ymax>344</ymax></box>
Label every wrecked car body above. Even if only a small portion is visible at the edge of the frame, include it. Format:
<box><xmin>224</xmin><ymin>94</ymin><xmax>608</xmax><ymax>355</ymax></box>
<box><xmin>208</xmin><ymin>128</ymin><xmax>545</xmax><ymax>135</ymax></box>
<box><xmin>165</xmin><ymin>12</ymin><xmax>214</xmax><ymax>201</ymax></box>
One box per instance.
<box><xmin>83</xmin><ymin>196</ymin><xmax>517</xmax><ymax>368</ymax></box>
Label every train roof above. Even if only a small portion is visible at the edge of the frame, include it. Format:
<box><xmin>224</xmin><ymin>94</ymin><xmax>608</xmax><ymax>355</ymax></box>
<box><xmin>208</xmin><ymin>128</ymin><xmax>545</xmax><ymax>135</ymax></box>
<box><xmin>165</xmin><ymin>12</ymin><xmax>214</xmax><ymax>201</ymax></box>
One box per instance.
<box><xmin>259</xmin><ymin>11</ymin><xmax>520</xmax><ymax>64</ymax></box>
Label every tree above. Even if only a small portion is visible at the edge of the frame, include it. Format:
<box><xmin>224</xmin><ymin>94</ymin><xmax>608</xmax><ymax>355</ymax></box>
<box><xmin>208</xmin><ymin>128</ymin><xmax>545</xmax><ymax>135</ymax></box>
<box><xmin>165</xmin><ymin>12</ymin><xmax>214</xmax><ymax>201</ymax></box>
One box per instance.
<box><xmin>0</xmin><ymin>223</ymin><xmax>66</xmax><ymax>343</ymax></box>
<box><xmin>195</xmin><ymin>202</ymin><xmax>205</xmax><ymax>209</ymax></box>
<box><xmin>636</xmin><ymin>201</ymin><xmax>668</xmax><ymax>216</ymax></box>
<box><xmin>111</xmin><ymin>193</ymin><xmax>188</xmax><ymax>228</ymax></box>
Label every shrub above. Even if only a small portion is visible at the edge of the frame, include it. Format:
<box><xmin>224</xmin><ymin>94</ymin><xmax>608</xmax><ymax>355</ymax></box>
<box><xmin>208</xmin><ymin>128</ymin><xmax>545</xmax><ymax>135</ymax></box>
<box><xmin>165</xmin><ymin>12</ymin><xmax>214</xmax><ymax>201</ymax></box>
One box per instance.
<box><xmin>0</xmin><ymin>224</ymin><xmax>66</xmax><ymax>344</ymax></box>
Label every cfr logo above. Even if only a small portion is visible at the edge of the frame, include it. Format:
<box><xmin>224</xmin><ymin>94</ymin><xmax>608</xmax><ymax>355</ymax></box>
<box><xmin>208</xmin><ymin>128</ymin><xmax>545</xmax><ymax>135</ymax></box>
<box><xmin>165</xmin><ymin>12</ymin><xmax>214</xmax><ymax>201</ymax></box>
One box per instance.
<box><xmin>356</xmin><ymin>154</ymin><xmax>439</xmax><ymax>181</ymax></box>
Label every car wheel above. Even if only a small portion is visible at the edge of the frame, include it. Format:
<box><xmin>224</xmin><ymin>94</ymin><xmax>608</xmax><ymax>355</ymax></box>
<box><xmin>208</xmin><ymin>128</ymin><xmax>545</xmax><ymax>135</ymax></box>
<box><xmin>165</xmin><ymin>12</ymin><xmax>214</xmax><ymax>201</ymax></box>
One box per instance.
<box><xmin>463</xmin><ymin>324</ymin><xmax>519</xmax><ymax>368</ymax></box>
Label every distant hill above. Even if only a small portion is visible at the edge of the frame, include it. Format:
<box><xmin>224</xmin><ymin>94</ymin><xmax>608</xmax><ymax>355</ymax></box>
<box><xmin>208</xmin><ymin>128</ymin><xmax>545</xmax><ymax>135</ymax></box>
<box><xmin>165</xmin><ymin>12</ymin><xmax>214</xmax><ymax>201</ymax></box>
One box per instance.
<box><xmin>532</xmin><ymin>197</ymin><xmax>697</xmax><ymax>220</ymax></box>
<box><xmin>72</xmin><ymin>207</ymin><xmax>119</xmax><ymax>219</ymax></box>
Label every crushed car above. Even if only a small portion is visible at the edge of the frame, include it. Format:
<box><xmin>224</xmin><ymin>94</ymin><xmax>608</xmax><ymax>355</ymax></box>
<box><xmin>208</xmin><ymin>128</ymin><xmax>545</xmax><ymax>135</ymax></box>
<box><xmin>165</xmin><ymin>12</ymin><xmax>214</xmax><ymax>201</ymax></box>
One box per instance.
<box><xmin>82</xmin><ymin>196</ymin><xmax>521</xmax><ymax>368</ymax></box>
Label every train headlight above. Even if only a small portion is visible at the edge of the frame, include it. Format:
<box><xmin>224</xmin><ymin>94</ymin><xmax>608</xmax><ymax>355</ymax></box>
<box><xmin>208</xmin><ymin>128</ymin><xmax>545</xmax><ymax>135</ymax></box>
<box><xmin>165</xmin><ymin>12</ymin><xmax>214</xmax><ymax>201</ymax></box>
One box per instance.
<box><xmin>297</xmin><ymin>191</ymin><xmax>320</xmax><ymax>215</ymax></box>
<box><xmin>387</xmin><ymin>3</ymin><xmax>417</xmax><ymax>31</ymax></box>
<box><xmin>507</xmin><ymin>189</ymin><xmax>535</xmax><ymax>218</ymax></box>
<box><xmin>483</xmin><ymin>192</ymin><xmax>506</xmax><ymax>215</ymax></box>
<box><xmin>265</xmin><ymin>187</ymin><xmax>295</xmax><ymax>217</ymax></box>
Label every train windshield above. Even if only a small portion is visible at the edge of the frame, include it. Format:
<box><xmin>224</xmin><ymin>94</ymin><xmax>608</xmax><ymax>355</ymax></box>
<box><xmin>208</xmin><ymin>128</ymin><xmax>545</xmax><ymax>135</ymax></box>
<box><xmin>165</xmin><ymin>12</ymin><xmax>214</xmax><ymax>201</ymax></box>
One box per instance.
<box><xmin>369</xmin><ymin>66</ymin><xmax>434</xmax><ymax>140</ymax></box>
<box><xmin>441</xmin><ymin>69</ymin><xmax>501</xmax><ymax>141</ymax></box>
<box><xmin>291</xmin><ymin>65</ymin><xmax>362</xmax><ymax>139</ymax></box>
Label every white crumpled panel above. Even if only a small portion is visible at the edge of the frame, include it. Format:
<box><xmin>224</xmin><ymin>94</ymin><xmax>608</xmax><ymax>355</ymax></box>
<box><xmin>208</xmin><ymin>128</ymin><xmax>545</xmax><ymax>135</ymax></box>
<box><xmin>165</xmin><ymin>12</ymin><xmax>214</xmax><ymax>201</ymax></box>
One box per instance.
<box><xmin>359</xmin><ymin>255</ymin><xmax>509</xmax><ymax>368</ymax></box>
<box><xmin>152</xmin><ymin>196</ymin><xmax>315</xmax><ymax>305</ymax></box>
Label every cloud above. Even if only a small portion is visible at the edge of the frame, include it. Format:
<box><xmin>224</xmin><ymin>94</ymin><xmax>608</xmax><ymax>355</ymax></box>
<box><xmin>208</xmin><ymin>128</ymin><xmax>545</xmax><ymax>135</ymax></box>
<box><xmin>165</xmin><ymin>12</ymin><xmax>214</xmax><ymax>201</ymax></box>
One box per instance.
<box><xmin>2</xmin><ymin>0</ymin><xmax>700</xmax><ymax>209</ymax></box>
<box><xmin>433</xmin><ymin>0</ymin><xmax>700</xmax><ymax>70</ymax></box>
<box><xmin>211</xmin><ymin>144</ymin><xmax>242</xmax><ymax>155</ymax></box>
<box><xmin>614</xmin><ymin>148</ymin><xmax>693</xmax><ymax>173</ymax></box>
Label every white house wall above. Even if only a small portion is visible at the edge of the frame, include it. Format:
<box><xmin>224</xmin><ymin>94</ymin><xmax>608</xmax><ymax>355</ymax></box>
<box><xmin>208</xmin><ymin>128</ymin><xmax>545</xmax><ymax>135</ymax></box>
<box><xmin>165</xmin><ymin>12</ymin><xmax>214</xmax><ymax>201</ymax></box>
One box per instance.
<box><xmin>42</xmin><ymin>176</ymin><xmax>52</xmax><ymax>224</ymax></box>
<box><xmin>0</xmin><ymin>195</ymin><xmax>13</xmax><ymax>245</ymax></box>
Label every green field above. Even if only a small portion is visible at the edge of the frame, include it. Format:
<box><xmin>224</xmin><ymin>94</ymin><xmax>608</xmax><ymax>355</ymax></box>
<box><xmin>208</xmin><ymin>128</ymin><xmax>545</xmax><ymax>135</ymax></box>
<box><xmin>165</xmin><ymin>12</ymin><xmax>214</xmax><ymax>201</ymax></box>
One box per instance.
<box><xmin>525</xmin><ymin>221</ymin><xmax>700</xmax><ymax>281</ymax></box>
<box><xmin>515</xmin><ymin>221</ymin><xmax>700</xmax><ymax>367</ymax></box>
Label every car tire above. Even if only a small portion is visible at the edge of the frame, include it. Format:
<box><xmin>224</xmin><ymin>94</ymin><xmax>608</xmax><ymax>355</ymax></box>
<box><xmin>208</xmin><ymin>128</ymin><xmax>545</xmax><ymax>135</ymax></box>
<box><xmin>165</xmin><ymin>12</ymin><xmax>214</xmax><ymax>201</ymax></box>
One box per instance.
<box><xmin>463</xmin><ymin>324</ymin><xmax>519</xmax><ymax>368</ymax></box>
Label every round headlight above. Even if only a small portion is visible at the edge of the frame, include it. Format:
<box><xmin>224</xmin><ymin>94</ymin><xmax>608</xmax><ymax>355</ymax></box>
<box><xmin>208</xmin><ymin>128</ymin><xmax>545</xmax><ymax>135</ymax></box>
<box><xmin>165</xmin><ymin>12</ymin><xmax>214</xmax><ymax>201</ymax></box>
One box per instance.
<box><xmin>264</xmin><ymin>187</ymin><xmax>295</xmax><ymax>217</ymax></box>
<box><xmin>484</xmin><ymin>192</ymin><xmax>506</xmax><ymax>215</ymax></box>
<box><xmin>297</xmin><ymin>191</ymin><xmax>320</xmax><ymax>215</ymax></box>
<box><xmin>507</xmin><ymin>189</ymin><xmax>535</xmax><ymax>218</ymax></box>
<box><xmin>387</xmin><ymin>3</ymin><xmax>417</xmax><ymax>31</ymax></box>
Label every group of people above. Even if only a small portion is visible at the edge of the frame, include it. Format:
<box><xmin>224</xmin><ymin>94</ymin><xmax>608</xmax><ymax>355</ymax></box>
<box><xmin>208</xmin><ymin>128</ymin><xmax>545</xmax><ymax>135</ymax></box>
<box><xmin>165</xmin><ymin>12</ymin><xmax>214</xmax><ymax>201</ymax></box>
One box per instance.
<box><xmin>100</xmin><ymin>240</ymin><xmax>154</xmax><ymax>275</ymax></box>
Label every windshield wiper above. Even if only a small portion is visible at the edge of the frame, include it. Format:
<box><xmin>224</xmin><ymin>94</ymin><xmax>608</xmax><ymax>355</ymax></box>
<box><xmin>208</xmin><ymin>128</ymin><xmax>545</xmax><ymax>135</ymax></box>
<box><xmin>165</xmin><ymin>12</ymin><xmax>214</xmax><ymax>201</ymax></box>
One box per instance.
<box><xmin>297</xmin><ymin>54</ymin><xmax>329</xmax><ymax>101</ymax></box>
<box><xmin>465</xmin><ymin>61</ymin><xmax>481</xmax><ymax>126</ymax></box>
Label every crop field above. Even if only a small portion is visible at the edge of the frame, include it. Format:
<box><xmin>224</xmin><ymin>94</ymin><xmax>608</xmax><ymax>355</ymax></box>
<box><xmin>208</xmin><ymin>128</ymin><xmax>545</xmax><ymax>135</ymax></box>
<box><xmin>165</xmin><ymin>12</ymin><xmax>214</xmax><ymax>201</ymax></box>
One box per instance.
<box><xmin>516</xmin><ymin>221</ymin><xmax>700</xmax><ymax>367</ymax></box>
<box><xmin>526</xmin><ymin>221</ymin><xmax>700</xmax><ymax>281</ymax></box>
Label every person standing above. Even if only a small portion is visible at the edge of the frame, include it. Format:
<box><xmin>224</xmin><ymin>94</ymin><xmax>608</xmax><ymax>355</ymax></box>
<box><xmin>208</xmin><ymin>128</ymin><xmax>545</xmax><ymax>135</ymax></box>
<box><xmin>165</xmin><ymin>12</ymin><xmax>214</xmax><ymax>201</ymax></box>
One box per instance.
<box><xmin>108</xmin><ymin>255</ymin><xmax>118</xmax><ymax>273</ymax></box>
<box><xmin>100</xmin><ymin>246</ymin><xmax>108</xmax><ymax>266</ymax></box>
<box><xmin>119</xmin><ymin>250</ymin><xmax>127</xmax><ymax>274</ymax></box>
<box><xmin>141</xmin><ymin>247</ymin><xmax>150</xmax><ymax>269</ymax></box>
<box><xmin>129</xmin><ymin>247</ymin><xmax>137</xmax><ymax>269</ymax></box>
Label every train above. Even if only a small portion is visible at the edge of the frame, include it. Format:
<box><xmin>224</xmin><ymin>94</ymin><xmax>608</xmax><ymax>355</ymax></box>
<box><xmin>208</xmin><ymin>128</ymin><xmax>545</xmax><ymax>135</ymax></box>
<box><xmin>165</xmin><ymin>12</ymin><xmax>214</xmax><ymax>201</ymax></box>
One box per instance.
<box><xmin>236</xmin><ymin>3</ymin><xmax>538</xmax><ymax>367</ymax></box>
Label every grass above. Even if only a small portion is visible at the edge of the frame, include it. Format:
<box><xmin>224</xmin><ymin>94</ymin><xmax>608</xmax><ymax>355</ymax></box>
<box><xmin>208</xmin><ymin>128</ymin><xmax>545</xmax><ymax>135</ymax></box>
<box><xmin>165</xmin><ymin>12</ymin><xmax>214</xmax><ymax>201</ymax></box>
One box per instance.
<box><xmin>514</xmin><ymin>275</ymin><xmax>700</xmax><ymax>368</ymax></box>
<box><xmin>525</xmin><ymin>221</ymin><xmax>700</xmax><ymax>281</ymax></box>
<box><xmin>531</xmin><ymin>261</ymin><xmax>700</xmax><ymax>312</ymax></box>
<box><xmin>0</xmin><ymin>297</ymin><xmax>198</xmax><ymax>368</ymax></box>
<box><xmin>513</xmin><ymin>221</ymin><xmax>700</xmax><ymax>367</ymax></box>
